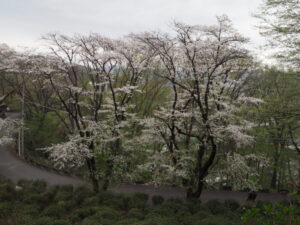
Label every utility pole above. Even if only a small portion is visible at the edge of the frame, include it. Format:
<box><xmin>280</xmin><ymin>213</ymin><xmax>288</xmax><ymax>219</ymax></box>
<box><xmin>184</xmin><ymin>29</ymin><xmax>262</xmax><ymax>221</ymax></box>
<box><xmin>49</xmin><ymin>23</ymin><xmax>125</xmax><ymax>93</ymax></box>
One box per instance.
<box><xmin>18</xmin><ymin>81</ymin><xmax>25</xmax><ymax>157</ymax></box>
<box><xmin>21</xmin><ymin>82</ymin><xmax>25</xmax><ymax>156</ymax></box>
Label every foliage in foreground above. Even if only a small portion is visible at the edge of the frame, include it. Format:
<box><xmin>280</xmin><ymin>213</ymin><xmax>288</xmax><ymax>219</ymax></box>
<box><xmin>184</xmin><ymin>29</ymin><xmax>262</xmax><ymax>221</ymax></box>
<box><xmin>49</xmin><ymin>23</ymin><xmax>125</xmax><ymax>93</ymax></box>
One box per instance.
<box><xmin>0</xmin><ymin>178</ymin><xmax>299</xmax><ymax>225</ymax></box>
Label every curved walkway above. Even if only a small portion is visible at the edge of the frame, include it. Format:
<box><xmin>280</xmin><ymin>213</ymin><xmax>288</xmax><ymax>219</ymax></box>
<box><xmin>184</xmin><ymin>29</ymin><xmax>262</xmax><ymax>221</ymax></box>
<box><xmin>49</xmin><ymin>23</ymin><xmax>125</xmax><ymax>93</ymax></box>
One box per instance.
<box><xmin>0</xmin><ymin>143</ymin><xmax>86</xmax><ymax>187</ymax></box>
<box><xmin>0</xmin><ymin>143</ymin><xmax>292</xmax><ymax>203</ymax></box>
<box><xmin>0</xmin><ymin>113</ymin><xmax>294</xmax><ymax>204</ymax></box>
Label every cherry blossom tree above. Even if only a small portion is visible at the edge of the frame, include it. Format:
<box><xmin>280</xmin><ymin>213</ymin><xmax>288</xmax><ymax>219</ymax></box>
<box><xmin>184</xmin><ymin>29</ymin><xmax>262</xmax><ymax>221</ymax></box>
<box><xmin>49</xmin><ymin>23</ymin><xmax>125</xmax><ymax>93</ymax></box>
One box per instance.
<box><xmin>30</xmin><ymin>33</ymin><xmax>155</xmax><ymax>191</ymax></box>
<box><xmin>134</xmin><ymin>16</ymin><xmax>261</xmax><ymax>198</ymax></box>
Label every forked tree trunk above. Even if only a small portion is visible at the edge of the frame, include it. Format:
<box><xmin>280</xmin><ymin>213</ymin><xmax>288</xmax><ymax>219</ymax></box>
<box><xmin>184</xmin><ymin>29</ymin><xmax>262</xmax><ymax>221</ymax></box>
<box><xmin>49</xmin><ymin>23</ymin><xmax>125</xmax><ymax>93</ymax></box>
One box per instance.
<box><xmin>187</xmin><ymin>137</ymin><xmax>217</xmax><ymax>199</ymax></box>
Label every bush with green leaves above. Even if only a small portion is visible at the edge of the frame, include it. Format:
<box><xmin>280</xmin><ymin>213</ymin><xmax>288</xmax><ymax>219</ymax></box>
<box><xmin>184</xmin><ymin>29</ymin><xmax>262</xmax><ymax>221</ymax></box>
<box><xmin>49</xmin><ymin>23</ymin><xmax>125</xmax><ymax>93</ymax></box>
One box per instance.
<box><xmin>42</xmin><ymin>204</ymin><xmax>66</xmax><ymax>218</ymax></box>
<box><xmin>205</xmin><ymin>200</ymin><xmax>230</xmax><ymax>215</ymax></box>
<box><xmin>127</xmin><ymin>193</ymin><xmax>149</xmax><ymax>209</ymax></box>
<box><xmin>0</xmin><ymin>202</ymin><xmax>14</xmax><ymax>218</ymax></box>
<box><xmin>151</xmin><ymin>195</ymin><xmax>164</xmax><ymax>206</ymax></box>
<box><xmin>242</xmin><ymin>201</ymin><xmax>300</xmax><ymax>225</ymax></box>
<box><xmin>0</xmin><ymin>178</ymin><xmax>252</xmax><ymax>225</ymax></box>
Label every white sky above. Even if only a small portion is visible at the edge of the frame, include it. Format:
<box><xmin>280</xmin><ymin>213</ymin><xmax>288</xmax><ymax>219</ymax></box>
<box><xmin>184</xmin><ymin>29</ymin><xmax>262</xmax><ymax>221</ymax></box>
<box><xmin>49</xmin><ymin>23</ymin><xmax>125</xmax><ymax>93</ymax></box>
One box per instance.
<box><xmin>0</xmin><ymin>0</ymin><xmax>268</xmax><ymax>59</ymax></box>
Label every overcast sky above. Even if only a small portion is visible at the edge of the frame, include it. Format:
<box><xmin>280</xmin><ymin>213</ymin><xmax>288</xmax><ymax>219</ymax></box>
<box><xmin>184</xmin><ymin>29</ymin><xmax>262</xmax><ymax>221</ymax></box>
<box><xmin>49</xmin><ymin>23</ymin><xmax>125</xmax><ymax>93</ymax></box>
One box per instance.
<box><xmin>0</xmin><ymin>0</ymin><xmax>266</xmax><ymax>56</ymax></box>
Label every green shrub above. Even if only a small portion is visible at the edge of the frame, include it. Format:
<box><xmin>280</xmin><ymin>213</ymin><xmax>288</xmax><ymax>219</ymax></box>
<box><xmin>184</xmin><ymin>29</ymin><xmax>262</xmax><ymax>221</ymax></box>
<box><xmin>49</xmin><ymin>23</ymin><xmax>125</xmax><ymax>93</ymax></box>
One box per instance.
<box><xmin>15</xmin><ymin>215</ymin><xmax>34</xmax><ymax>225</ymax></box>
<box><xmin>72</xmin><ymin>207</ymin><xmax>96</xmax><ymax>219</ymax></box>
<box><xmin>152</xmin><ymin>195</ymin><xmax>164</xmax><ymax>206</ymax></box>
<box><xmin>59</xmin><ymin>199</ymin><xmax>76</xmax><ymax>211</ymax></box>
<box><xmin>92</xmin><ymin>206</ymin><xmax>121</xmax><ymax>221</ymax></box>
<box><xmin>55</xmin><ymin>191</ymin><xmax>73</xmax><ymax>202</ymax></box>
<box><xmin>17</xmin><ymin>179</ymin><xmax>33</xmax><ymax>189</ymax></box>
<box><xmin>97</xmin><ymin>191</ymin><xmax>115</xmax><ymax>204</ymax></box>
<box><xmin>132</xmin><ymin>216</ymin><xmax>181</xmax><ymax>225</ymax></box>
<box><xmin>41</xmin><ymin>186</ymin><xmax>59</xmax><ymax>204</ymax></box>
<box><xmin>32</xmin><ymin>217</ymin><xmax>54</xmax><ymax>225</ymax></box>
<box><xmin>115</xmin><ymin>218</ymin><xmax>140</xmax><ymax>225</ymax></box>
<box><xmin>0</xmin><ymin>183</ymin><xmax>16</xmax><ymax>201</ymax></box>
<box><xmin>24</xmin><ymin>193</ymin><xmax>49</xmax><ymax>205</ymax></box>
<box><xmin>157</xmin><ymin>199</ymin><xmax>191</xmax><ymax>218</ymax></box>
<box><xmin>22</xmin><ymin>204</ymin><xmax>41</xmax><ymax>216</ymax></box>
<box><xmin>31</xmin><ymin>180</ymin><xmax>47</xmax><ymax>193</ymax></box>
<box><xmin>185</xmin><ymin>199</ymin><xmax>202</xmax><ymax>214</ymax></box>
<box><xmin>52</xmin><ymin>219</ymin><xmax>70</xmax><ymax>225</ymax></box>
<box><xmin>0</xmin><ymin>189</ymin><xmax>14</xmax><ymax>201</ymax></box>
<box><xmin>127</xmin><ymin>208</ymin><xmax>145</xmax><ymax>220</ymax></box>
<box><xmin>134</xmin><ymin>193</ymin><xmax>149</xmax><ymax>202</ymax></box>
<box><xmin>146</xmin><ymin>206</ymin><xmax>174</xmax><ymax>218</ymax></box>
<box><xmin>60</xmin><ymin>185</ymin><xmax>74</xmax><ymax>192</ymax></box>
<box><xmin>242</xmin><ymin>202</ymin><xmax>300</xmax><ymax>225</ymax></box>
<box><xmin>82</xmin><ymin>195</ymin><xmax>99</xmax><ymax>206</ymax></box>
<box><xmin>205</xmin><ymin>200</ymin><xmax>229</xmax><ymax>215</ymax></box>
<box><xmin>101</xmin><ymin>194</ymin><xmax>129</xmax><ymax>210</ymax></box>
<box><xmin>0</xmin><ymin>202</ymin><xmax>14</xmax><ymax>218</ymax></box>
<box><xmin>80</xmin><ymin>218</ymin><xmax>104</xmax><ymax>225</ymax></box>
<box><xmin>128</xmin><ymin>193</ymin><xmax>149</xmax><ymax>209</ymax></box>
<box><xmin>255</xmin><ymin>200</ymin><xmax>272</xmax><ymax>209</ymax></box>
<box><xmin>42</xmin><ymin>204</ymin><xmax>65</xmax><ymax>218</ymax></box>
<box><xmin>199</xmin><ymin>216</ymin><xmax>238</xmax><ymax>225</ymax></box>
<box><xmin>74</xmin><ymin>186</ymin><xmax>94</xmax><ymax>205</ymax></box>
<box><xmin>224</xmin><ymin>200</ymin><xmax>241</xmax><ymax>211</ymax></box>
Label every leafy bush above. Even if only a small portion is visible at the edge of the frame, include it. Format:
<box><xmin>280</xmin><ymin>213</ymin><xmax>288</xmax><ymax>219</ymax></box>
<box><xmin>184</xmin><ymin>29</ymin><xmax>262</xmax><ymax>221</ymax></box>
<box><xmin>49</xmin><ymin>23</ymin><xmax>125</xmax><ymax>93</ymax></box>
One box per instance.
<box><xmin>72</xmin><ymin>207</ymin><xmax>96</xmax><ymax>220</ymax></box>
<box><xmin>185</xmin><ymin>199</ymin><xmax>202</xmax><ymax>214</ymax></box>
<box><xmin>224</xmin><ymin>200</ymin><xmax>241</xmax><ymax>211</ymax></box>
<box><xmin>97</xmin><ymin>191</ymin><xmax>115</xmax><ymax>204</ymax></box>
<box><xmin>205</xmin><ymin>200</ymin><xmax>229</xmax><ymax>215</ymax></box>
<box><xmin>242</xmin><ymin>201</ymin><xmax>300</xmax><ymax>225</ymax></box>
<box><xmin>127</xmin><ymin>208</ymin><xmax>145</xmax><ymax>220</ymax></box>
<box><xmin>54</xmin><ymin>191</ymin><xmax>73</xmax><ymax>202</ymax></box>
<box><xmin>32</xmin><ymin>217</ymin><xmax>54</xmax><ymax>225</ymax></box>
<box><xmin>80</xmin><ymin>218</ymin><xmax>104</xmax><ymax>225</ymax></box>
<box><xmin>52</xmin><ymin>219</ymin><xmax>70</xmax><ymax>225</ymax></box>
<box><xmin>199</xmin><ymin>216</ymin><xmax>238</xmax><ymax>225</ymax></box>
<box><xmin>132</xmin><ymin>216</ymin><xmax>181</xmax><ymax>225</ymax></box>
<box><xmin>24</xmin><ymin>193</ymin><xmax>49</xmax><ymax>205</ymax></box>
<box><xmin>15</xmin><ymin>215</ymin><xmax>34</xmax><ymax>225</ymax></box>
<box><xmin>128</xmin><ymin>193</ymin><xmax>149</xmax><ymax>209</ymax></box>
<box><xmin>42</xmin><ymin>204</ymin><xmax>66</xmax><ymax>218</ymax></box>
<box><xmin>82</xmin><ymin>195</ymin><xmax>99</xmax><ymax>206</ymax></box>
<box><xmin>30</xmin><ymin>180</ymin><xmax>47</xmax><ymax>193</ymax></box>
<box><xmin>0</xmin><ymin>202</ymin><xmax>14</xmax><ymax>218</ymax></box>
<box><xmin>22</xmin><ymin>204</ymin><xmax>41</xmax><ymax>216</ymax></box>
<box><xmin>93</xmin><ymin>206</ymin><xmax>121</xmax><ymax>221</ymax></box>
<box><xmin>73</xmin><ymin>186</ymin><xmax>94</xmax><ymax>205</ymax></box>
<box><xmin>0</xmin><ymin>189</ymin><xmax>14</xmax><ymax>201</ymax></box>
<box><xmin>255</xmin><ymin>200</ymin><xmax>272</xmax><ymax>209</ymax></box>
<box><xmin>115</xmin><ymin>218</ymin><xmax>140</xmax><ymax>225</ymax></box>
<box><xmin>17</xmin><ymin>179</ymin><xmax>33</xmax><ymax>189</ymax></box>
<box><xmin>152</xmin><ymin>195</ymin><xmax>164</xmax><ymax>206</ymax></box>
<box><xmin>60</xmin><ymin>185</ymin><xmax>74</xmax><ymax>193</ymax></box>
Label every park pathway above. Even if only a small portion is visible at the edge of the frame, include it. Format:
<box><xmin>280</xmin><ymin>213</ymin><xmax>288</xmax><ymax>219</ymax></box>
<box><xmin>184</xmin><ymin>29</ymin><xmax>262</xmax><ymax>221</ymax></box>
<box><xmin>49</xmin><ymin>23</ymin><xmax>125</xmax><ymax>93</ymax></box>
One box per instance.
<box><xmin>0</xmin><ymin>143</ymin><xmax>291</xmax><ymax>203</ymax></box>
<box><xmin>0</xmin><ymin>113</ymin><xmax>293</xmax><ymax>203</ymax></box>
<box><xmin>0</xmin><ymin>143</ymin><xmax>86</xmax><ymax>187</ymax></box>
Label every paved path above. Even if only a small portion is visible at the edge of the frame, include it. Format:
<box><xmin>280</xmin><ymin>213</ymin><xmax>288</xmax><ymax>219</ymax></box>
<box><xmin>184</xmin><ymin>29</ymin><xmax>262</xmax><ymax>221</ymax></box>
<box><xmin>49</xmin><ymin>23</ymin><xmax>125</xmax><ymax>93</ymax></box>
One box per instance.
<box><xmin>0</xmin><ymin>113</ymin><xmax>293</xmax><ymax>203</ymax></box>
<box><xmin>112</xmin><ymin>183</ymin><xmax>291</xmax><ymax>204</ymax></box>
<box><xmin>0</xmin><ymin>143</ymin><xmax>86</xmax><ymax>187</ymax></box>
<box><xmin>0</xmin><ymin>142</ymin><xmax>292</xmax><ymax>203</ymax></box>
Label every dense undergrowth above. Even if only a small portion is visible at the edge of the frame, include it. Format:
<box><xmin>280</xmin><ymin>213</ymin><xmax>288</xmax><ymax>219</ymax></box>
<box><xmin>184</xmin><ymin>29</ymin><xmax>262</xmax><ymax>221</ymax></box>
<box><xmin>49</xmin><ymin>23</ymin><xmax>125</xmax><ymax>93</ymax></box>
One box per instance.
<box><xmin>0</xmin><ymin>177</ymin><xmax>299</xmax><ymax>225</ymax></box>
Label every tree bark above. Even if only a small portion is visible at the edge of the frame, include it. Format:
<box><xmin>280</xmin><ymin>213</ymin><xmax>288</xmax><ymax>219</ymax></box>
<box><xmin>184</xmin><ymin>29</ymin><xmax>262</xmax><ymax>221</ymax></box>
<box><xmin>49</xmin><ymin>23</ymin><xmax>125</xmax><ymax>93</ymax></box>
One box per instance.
<box><xmin>86</xmin><ymin>157</ymin><xmax>99</xmax><ymax>193</ymax></box>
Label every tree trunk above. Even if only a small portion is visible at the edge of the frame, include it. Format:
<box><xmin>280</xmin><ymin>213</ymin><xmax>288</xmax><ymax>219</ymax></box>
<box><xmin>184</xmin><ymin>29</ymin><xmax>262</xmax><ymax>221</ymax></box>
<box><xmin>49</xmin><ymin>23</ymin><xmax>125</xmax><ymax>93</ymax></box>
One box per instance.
<box><xmin>187</xmin><ymin>136</ymin><xmax>217</xmax><ymax>199</ymax></box>
<box><xmin>270</xmin><ymin>166</ymin><xmax>277</xmax><ymax>190</ymax></box>
<box><xmin>271</xmin><ymin>142</ymin><xmax>280</xmax><ymax>190</ymax></box>
<box><xmin>86</xmin><ymin>157</ymin><xmax>99</xmax><ymax>193</ymax></box>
